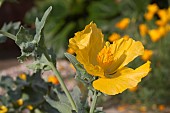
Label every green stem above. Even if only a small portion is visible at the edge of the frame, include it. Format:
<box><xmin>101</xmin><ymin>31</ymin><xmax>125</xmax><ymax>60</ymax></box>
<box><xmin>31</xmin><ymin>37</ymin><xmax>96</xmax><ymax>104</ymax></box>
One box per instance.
<box><xmin>0</xmin><ymin>30</ymin><xmax>17</xmax><ymax>40</ymax></box>
<box><xmin>44</xmin><ymin>52</ymin><xmax>77</xmax><ymax>112</ymax></box>
<box><xmin>90</xmin><ymin>91</ymin><xmax>98</xmax><ymax>113</ymax></box>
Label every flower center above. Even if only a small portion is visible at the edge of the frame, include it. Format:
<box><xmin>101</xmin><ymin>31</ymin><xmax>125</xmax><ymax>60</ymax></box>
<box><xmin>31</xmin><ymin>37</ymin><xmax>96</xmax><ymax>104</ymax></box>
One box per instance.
<box><xmin>97</xmin><ymin>42</ymin><xmax>115</xmax><ymax>77</ymax></box>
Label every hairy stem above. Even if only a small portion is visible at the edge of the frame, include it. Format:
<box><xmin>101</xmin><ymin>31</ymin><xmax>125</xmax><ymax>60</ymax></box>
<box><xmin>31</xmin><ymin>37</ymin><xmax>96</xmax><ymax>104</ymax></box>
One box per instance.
<box><xmin>44</xmin><ymin>52</ymin><xmax>77</xmax><ymax>112</ymax></box>
<box><xmin>90</xmin><ymin>91</ymin><xmax>98</xmax><ymax>113</ymax></box>
<box><xmin>0</xmin><ymin>30</ymin><xmax>17</xmax><ymax>41</ymax></box>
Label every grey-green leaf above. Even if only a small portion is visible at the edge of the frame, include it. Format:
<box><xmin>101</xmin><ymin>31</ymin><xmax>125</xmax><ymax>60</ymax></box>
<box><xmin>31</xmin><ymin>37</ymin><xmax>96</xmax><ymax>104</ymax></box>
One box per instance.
<box><xmin>34</xmin><ymin>6</ymin><xmax>52</xmax><ymax>43</ymax></box>
<box><xmin>44</xmin><ymin>96</ymin><xmax>72</xmax><ymax>113</ymax></box>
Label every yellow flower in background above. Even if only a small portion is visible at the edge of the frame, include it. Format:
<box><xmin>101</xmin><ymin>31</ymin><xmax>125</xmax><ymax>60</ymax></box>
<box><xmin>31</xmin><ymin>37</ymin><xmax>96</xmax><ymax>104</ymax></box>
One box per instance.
<box><xmin>121</xmin><ymin>35</ymin><xmax>130</xmax><ymax>40</ymax></box>
<box><xmin>67</xmin><ymin>47</ymin><xmax>74</xmax><ymax>54</ymax></box>
<box><xmin>128</xmin><ymin>86</ymin><xmax>138</xmax><ymax>92</ymax></box>
<box><xmin>148</xmin><ymin>27</ymin><xmax>166</xmax><ymax>42</ymax></box>
<box><xmin>108</xmin><ymin>33</ymin><xmax>120</xmax><ymax>42</ymax></box>
<box><xmin>69</xmin><ymin>22</ymin><xmax>151</xmax><ymax>95</ymax></box>
<box><xmin>48</xmin><ymin>75</ymin><xmax>59</xmax><ymax>85</ymax></box>
<box><xmin>147</xmin><ymin>3</ymin><xmax>159</xmax><ymax>14</ymax></box>
<box><xmin>139</xmin><ymin>24</ymin><xmax>148</xmax><ymax>37</ymax></box>
<box><xmin>0</xmin><ymin>105</ymin><xmax>8</xmax><ymax>113</ymax></box>
<box><xmin>141</xmin><ymin>50</ymin><xmax>153</xmax><ymax>61</ymax></box>
<box><xmin>144</xmin><ymin>12</ymin><xmax>154</xmax><ymax>21</ymax></box>
<box><xmin>27</xmin><ymin>105</ymin><xmax>33</xmax><ymax>110</ymax></box>
<box><xmin>115</xmin><ymin>18</ymin><xmax>130</xmax><ymax>30</ymax></box>
<box><xmin>19</xmin><ymin>73</ymin><xmax>27</xmax><ymax>81</ymax></box>
<box><xmin>156</xmin><ymin>9</ymin><xmax>169</xmax><ymax>26</ymax></box>
<box><xmin>17</xmin><ymin>99</ymin><xmax>24</xmax><ymax>106</ymax></box>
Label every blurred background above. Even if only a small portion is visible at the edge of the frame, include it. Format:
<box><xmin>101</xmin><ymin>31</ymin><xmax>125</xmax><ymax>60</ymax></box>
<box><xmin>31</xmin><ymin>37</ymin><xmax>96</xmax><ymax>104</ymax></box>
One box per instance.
<box><xmin>0</xmin><ymin>0</ymin><xmax>170</xmax><ymax>112</ymax></box>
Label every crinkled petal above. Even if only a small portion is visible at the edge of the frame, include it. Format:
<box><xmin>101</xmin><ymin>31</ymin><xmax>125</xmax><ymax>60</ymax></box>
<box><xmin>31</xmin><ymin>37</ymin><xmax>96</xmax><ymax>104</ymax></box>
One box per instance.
<box><xmin>69</xmin><ymin>22</ymin><xmax>104</xmax><ymax>66</ymax></box>
<box><xmin>109</xmin><ymin>38</ymin><xmax>144</xmax><ymax>72</ymax></box>
<box><xmin>93</xmin><ymin>61</ymin><xmax>151</xmax><ymax>95</ymax></box>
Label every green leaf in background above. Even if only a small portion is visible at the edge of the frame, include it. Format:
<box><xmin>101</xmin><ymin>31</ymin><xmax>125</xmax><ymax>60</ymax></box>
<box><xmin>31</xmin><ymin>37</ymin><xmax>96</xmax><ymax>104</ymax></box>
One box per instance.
<box><xmin>44</xmin><ymin>96</ymin><xmax>72</xmax><ymax>113</ymax></box>
<box><xmin>0</xmin><ymin>22</ymin><xmax>20</xmax><ymax>43</ymax></box>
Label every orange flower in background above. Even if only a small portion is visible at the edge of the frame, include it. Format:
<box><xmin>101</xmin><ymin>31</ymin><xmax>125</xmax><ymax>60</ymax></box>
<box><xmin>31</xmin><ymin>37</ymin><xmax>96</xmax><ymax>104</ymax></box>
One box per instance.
<box><xmin>115</xmin><ymin>18</ymin><xmax>130</xmax><ymax>30</ymax></box>
<box><xmin>139</xmin><ymin>24</ymin><xmax>148</xmax><ymax>37</ymax></box>
<box><xmin>48</xmin><ymin>75</ymin><xmax>59</xmax><ymax>85</ymax></box>
<box><xmin>67</xmin><ymin>47</ymin><xmax>74</xmax><ymax>54</ymax></box>
<box><xmin>141</xmin><ymin>50</ymin><xmax>153</xmax><ymax>61</ymax></box>
<box><xmin>158</xmin><ymin>105</ymin><xmax>165</xmax><ymax>111</ymax></box>
<box><xmin>69</xmin><ymin>22</ymin><xmax>151</xmax><ymax>95</ymax></box>
<box><xmin>19</xmin><ymin>73</ymin><xmax>27</xmax><ymax>81</ymax></box>
<box><xmin>147</xmin><ymin>3</ymin><xmax>159</xmax><ymax>14</ymax></box>
<box><xmin>108</xmin><ymin>33</ymin><xmax>120</xmax><ymax>42</ymax></box>
<box><xmin>144</xmin><ymin>12</ymin><xmax>154</xmax><ymax>21</ymax></box>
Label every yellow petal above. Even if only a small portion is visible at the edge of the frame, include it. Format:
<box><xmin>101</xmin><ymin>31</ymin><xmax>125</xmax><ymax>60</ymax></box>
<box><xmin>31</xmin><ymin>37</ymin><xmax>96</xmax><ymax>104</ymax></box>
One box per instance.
<box><xmin>110</xmin><ymin>38</ymin><xmax>144</xmax><ymax>70</ymax></box>
<box><xmin>69</xmin><ymin>22</ymin><xmax>104</xmax><ymax>65</ymax></box>
<box><xmin>93</xmin><ymin>61</ymin><xmax>151</xmax><ymax>95</ymax></box>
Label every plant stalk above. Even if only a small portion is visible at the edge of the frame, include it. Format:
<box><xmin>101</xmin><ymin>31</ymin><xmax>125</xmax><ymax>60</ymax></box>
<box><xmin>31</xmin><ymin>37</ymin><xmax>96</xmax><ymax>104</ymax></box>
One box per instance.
<box><xmin>0</xmin><ymin>30</ymin><xmax>17</xmax><ymax>41</ymax></box>
<box><xmin>90</xmin><ymin>91</ymin><xmax>98</xmax><ymax>113</ymax></box>
<box><xmin>44</xmin><ymin>52</ymin><xmax>77</xmax><ymax>112</ymax></box>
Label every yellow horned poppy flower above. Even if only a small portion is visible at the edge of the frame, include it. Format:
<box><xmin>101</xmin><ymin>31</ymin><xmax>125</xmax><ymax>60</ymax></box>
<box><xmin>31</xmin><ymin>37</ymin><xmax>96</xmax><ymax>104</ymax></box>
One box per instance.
<box><xmin>108</xmin><ymin>33</ymin><xmax>120</xmax><ymax>42</ymax></box>
<box><xmin>156</xmin><ymin>9</ymin><xmax>169</xmax><ymax>26</ymax></box>
<box><xmin>128</xmin><ymin>86</ymin><xmax>138</xmax><ymax>92</ymax></box>
<box><xmin>115</xmin><ymin>18</ymin><xmax>130</xmax><ymax>30</ymax></box>
<box><xmin>147</xmin><ymin>3</ymin><xmax>159</xmax><ymax>14</ymax></box>
<box><xmin>19</xmin><ymin>73</ymin><xmax>27</xmax><ymax>81</ymax></box>
<box><xmin>27</xmin><ymin>105</ymin><xmax>33</xmax><ymax>110</ymax></box>
<box><xmin>69</xmin><ymin>22</ymin><xmax>151</xmax><ymax>95</ymax></box>
<box><xmin>17</xmin><ymin>99</ymin><xmax>24</xmax><ymax>106</ymax></box>
<box><xmin>148</xmin><ymin>27</ymin><xmax>166</xmax><ymax>42</ymax></box>
<box><xmin>48</xmin><ymin>75</ymin><xmax>59</xmax><ymax>85</ymax></box>
<box><xmin>141</xmin><ymin>50</ymin><xmax>153</xmax><ymax>61</ymax></box>
<box><xmin>121</xmin><ymin>35</ymin><xmax>130</xmax><ymax>40</ymax></box>
<box><xmin>0</xmin><ymin>105</ymin><xmax>8</xmax><ymax>113</ymax></box>
<box><xmin>144</xmin><ymin>12</ymin><xmax>154</xmax><ymax>21</ymax></box>
<box><xmin>139</xmin><ymin>24</ymin><xmax>148</xmax><ymax>37</ymax></box>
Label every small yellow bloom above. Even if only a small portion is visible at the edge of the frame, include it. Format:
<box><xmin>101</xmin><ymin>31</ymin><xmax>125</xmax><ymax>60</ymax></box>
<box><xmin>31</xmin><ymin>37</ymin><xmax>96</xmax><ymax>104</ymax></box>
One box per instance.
<box><xmin>122</xmin><ymin>35</ymin><xmax>130</xmax><ymax>40</ymax></box>
<box><xmin>27</xmin><ymin>105</ymin><xmax>33</xmax><ymax>110</ymax></box>
<box><xmin>156</xmin><ymin>9</ymin><xmax>169</xmax><ymax>26</ymax></box>
<box><xmin>141</xmin><ymin>50</ymin><xmax>153</xmax><ymax>61</ymax></box>
<box><xmin>128</xmin><ymin>86</ymin><xmax>138</xmax><ymax>92</ymax></box>
<box><xmin>67</xmin><ymin>47</ymin><xmax>74</xmax><ymax>54</ymax></box>
<box><xmin>139</xmin><ymin>24</ymin><xmax>148</xmax><ymax>37</ymax></box>
<box><xmin>0</xmin><ymin>105</ymin><xmax>8</xmax><ymax>113</ymax></box>
<box><xmin>19</xmin><ymin>73</ymin><xmax>27</xmax><ymax>81</ymax></box>
<box><xmin>69</xmin><ymin>22</ymin><xmax>151</xmax><ymax>95</ymax></box>
<box><xmin>147</xmin><ymin>3</ymin><xmax>159</xmax><ymax>14</ymax></box>
<box><xmin>17</xmin><ymin>99</ymin><xmax>24</xmax><ymax>106</ymax></box>
<box><xmin>139</xmin><ymin>106</ymin><xmax>147</xmax><ymax>112</ymax></box>
<box><xmin>148</xmin><ymin>28</ymin><xmax>164</xmax><ymax>42</ymax></box>
<box><xmin>115</xmin><ymin>18</ymin><xmax>130</xmax><ymax>30</ymax></box>
<box><xmin>48</xmin><ymin>75</ymin><xmax>59</xmax><ymax>85</ymax></box>
<box><xmin>108</xmin><ymin>33</ymin><xmax>120</xmax><ymax>42</ymax></box>
<box><xmin>144</xmin><ymin>12</ymin><xmax>154</xmax><ymax>21</ymax></box>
